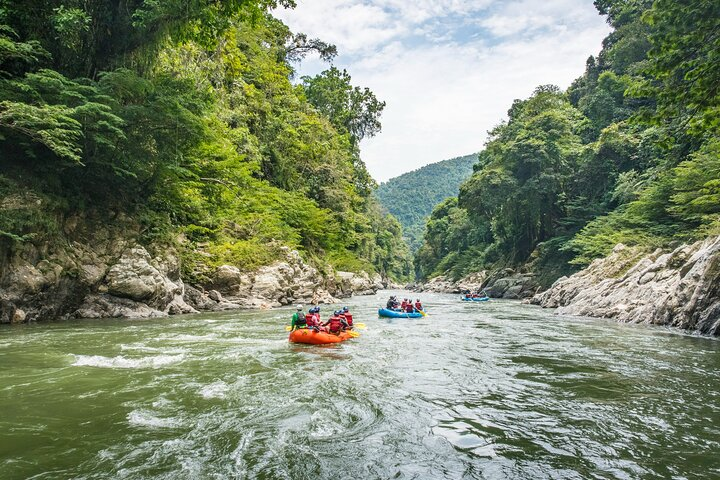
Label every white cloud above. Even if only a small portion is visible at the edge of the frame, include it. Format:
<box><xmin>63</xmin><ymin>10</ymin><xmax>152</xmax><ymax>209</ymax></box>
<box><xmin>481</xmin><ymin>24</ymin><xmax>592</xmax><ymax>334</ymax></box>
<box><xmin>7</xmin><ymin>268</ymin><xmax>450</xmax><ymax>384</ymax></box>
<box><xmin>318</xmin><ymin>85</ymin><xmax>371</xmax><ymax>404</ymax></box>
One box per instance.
<box><xmin>275</xmin><ymin>0</ymin><xmax>611</xmax><ymax>181</ymax></box>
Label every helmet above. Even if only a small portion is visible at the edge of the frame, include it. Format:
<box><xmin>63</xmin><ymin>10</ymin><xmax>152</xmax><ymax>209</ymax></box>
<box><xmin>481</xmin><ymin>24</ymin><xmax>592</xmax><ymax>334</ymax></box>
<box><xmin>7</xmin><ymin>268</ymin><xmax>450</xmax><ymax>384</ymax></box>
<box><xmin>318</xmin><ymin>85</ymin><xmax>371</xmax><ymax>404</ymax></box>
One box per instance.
<box><xmin>343</xmin><ymin>306</ymin><xmax>349</xmax><ymax>312</ymax></box>
<box><xmin>296</xmin><ymin>304</ymin><xmax>303</xmax><ymax>311</ymax></box>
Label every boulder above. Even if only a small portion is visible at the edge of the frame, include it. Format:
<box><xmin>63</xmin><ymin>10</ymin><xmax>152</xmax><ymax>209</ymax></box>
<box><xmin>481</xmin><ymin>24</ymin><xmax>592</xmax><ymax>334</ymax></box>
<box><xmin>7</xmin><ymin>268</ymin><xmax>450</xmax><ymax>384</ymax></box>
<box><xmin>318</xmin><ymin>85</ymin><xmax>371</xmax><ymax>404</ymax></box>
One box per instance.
<box><xmin>105</xmin><ymin>247</ymin><xmax>168</xmax><ymax>302</ymax></box>
<box><xmin>209</xmin><ymin>247</ymin><xmax>339</xmax><ymax>308</ymax></box>
<box><xmin>532</xmin><ymin>236</ymin><xmax>720</xmax><ymax>335</ymax></box>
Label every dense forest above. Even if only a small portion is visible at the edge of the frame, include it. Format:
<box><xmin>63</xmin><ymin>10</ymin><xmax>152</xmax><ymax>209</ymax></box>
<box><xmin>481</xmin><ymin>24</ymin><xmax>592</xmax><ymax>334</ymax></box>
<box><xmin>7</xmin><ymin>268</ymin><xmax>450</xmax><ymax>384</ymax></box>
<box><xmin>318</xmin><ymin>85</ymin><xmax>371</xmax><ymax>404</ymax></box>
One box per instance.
<box><xmin>375</xmin><ymin>154</ymin><xmax>476</xmax><ymax>251</ymax></box>
<box><xmin>416</xmin><ymin>0</ymin><xmax>720</xmax><ymax>285</ymax></box>
<box><xmin>0</xmin><ymin>0</ymin><xmax>412</xmax><ymax>283</ymax></box>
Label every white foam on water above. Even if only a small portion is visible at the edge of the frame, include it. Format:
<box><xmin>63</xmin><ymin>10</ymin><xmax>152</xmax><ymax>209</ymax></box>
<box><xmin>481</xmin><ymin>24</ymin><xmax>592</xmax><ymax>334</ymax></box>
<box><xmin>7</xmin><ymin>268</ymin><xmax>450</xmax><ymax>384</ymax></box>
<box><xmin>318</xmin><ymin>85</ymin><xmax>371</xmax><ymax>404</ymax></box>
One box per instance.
<box><xmin>308</xmin><ymin>410</ymin><xmax>343</xmax><ymax>438</ymax></box>
<box><xmin>199</xmin><ymin>381</ymin><xmax>230</xmax><ymax>399</ymax></box>
<box><xmin>71</xmin><ymin>354</ymin><xmax>185</xmax><ymax>369</ymax></box>
<box><xmin>158</xmin><ymin>333</ymin><xmax>219</xmax><ymax>343</ymax></box>
<box><xmin>120</xmin><ymin>343</ymin><xmax>187</xmax><ymax>354</ymax></box>
<box><xmin>0</xmin><ymin>342</ymin><xmax>10</xmax><ymax>349</ymax></box>
<box><xmin>127</xmin><ymin>409</ymin><xmax>181</xmax><ymax>429</ymax></box>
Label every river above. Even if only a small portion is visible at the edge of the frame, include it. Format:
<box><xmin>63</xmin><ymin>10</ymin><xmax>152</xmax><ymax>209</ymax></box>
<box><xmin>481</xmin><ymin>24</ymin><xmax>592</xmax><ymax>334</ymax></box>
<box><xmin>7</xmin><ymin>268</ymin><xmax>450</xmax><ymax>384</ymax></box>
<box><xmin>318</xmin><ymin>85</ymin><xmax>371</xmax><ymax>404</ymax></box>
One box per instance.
<box><xmin>1</xmin><ymin>290</ymin><xmax>719</xmax><ymax>479</ymax></box>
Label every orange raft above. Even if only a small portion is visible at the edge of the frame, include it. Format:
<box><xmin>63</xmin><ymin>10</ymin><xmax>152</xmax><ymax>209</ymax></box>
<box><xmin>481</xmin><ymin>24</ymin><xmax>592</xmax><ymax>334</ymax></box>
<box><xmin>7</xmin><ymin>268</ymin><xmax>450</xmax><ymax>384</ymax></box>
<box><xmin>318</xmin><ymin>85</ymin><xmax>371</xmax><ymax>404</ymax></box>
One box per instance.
<box><xmin>288</xmin><ymin>328</ymin><xmax>351</xmax><ymax>345</ymax></box>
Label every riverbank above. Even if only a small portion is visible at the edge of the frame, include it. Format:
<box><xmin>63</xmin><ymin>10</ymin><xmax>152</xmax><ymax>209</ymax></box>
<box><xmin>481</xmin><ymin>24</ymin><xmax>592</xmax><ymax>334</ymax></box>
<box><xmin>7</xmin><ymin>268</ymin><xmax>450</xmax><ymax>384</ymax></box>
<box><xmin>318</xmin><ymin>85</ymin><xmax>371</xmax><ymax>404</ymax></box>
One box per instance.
<box><xmin>0</xmin><ymin>215</ymin><xmax>386</xmax><ymax>324</ymax></box>
<box><xmin>413</xmin><ymin>235</ymin><xmax>720</xmax><ymax>336</ymax></box>
<box><xmin>532</xmin><ymin>236</ymin><xmax>720</xmax><ymax>336</ymax></box>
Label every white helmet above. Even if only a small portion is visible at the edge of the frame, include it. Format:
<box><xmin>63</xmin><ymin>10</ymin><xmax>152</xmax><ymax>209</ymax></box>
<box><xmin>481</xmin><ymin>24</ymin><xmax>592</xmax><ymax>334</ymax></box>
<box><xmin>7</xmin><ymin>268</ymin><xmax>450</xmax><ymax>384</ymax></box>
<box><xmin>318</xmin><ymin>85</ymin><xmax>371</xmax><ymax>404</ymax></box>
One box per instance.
<box><xmin>296</xmin><ymin>304</ymin><xmax>303</xmax><ymax>310</ymax></box>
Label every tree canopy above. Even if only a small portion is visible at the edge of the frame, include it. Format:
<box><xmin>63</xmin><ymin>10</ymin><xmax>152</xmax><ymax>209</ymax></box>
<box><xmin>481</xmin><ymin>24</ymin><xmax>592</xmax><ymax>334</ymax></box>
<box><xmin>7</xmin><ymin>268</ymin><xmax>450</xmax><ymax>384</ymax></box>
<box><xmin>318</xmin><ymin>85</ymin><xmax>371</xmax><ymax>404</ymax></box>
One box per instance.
<box><xmin>416</xmin><ymin>0</ymin><xmax>720</xmax><ymax>284</ymax></box>
<box><xmin>0</xmin><ymin>1</ymin><xmax>412</xmax><ymax>282</ymax></box>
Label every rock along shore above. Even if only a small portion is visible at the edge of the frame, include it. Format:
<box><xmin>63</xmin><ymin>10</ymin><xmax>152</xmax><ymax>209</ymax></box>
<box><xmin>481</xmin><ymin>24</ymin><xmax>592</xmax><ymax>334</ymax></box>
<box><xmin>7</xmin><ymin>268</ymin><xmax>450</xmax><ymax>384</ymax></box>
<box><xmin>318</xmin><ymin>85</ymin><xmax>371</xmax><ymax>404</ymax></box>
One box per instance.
<box><xmin>413</xmin><ymin>235</ymin><xmax>720</xmax><ymax>336</ymax></box>
<box><xmin>0</xmin><ymin>216</ymin><xmax>385</xmax><ymax>324</ymax></box>
<box><xmin>531</xmin><ymin>236</ymin><xmax>720</xmax><ymax>335</ymax></box>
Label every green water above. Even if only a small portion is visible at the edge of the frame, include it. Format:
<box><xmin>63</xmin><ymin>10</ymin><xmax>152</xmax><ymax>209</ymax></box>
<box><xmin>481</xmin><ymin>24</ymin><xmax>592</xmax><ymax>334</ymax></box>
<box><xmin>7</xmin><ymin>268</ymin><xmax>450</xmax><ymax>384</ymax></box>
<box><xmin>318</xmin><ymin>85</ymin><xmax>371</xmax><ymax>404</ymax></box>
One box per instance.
<box><xmin>1</xmin><ymin>291</ymin><xmax>719</xmax><ymax>479</ymax></box>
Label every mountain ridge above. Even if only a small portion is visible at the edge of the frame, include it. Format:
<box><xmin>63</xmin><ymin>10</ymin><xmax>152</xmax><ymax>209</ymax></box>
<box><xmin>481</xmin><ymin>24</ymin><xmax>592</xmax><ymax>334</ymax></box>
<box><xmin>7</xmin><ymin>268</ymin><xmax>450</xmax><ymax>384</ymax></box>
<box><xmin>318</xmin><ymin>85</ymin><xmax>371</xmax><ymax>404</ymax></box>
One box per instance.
<box><xmin>375</xmin><ymin>154</ymin><xmax>477</xmax><ymax>251</ymax></box>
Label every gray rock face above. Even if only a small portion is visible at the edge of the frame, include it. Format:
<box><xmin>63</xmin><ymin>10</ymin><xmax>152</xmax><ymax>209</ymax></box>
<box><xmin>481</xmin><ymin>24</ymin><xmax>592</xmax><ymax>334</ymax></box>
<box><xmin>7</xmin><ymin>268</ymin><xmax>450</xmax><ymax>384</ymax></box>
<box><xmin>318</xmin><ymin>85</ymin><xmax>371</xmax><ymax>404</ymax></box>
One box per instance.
<box><xmin>532</xmin><ymin>237</ymin><xmax>720</xmax><ymax>335</ymax></box>
<box><xmin>413</xmin><ymin>272</ymin><xmax>487</xmax><ymax>294</ymax></box>
<box><xmin>207</xmin><ymin>247</ymin><xmax>360</xmax><ymax>308</ymax></box>
<box><xmin>0</xmin><ymin>214</ymin><xmax>381</xmax><ymax>323</ymax></box>
<box><xmin>0</xmin><ymin>212</ymin><xmax>199</xmax><ymax>322</ymax></box>
<box><xmin>415</xmin><ymin>269</ymin><xmax>538</xmax><ymax>299</ymax></box>
<box><xmin>335</xmin><ymin>271</ymin><xmax>384</xmax><ymax>297</ymax></box>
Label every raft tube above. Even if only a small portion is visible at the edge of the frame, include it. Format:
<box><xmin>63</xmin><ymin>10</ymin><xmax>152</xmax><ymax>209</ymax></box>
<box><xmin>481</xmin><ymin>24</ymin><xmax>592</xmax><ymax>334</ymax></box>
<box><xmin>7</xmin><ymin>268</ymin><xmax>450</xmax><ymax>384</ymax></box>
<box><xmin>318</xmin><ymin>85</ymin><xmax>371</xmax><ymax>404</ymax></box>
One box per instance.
<box><xmin>461</xmin><ymin>296</ymin><xmax>490</xmax><ymax>302</ymax></box>
<box><xmin>378</xmin><ymin>308</ymin><xmax>424</xmax><ymax>319</ymax></box>
<box><xmin>288</xmin><ymin>328</ymin><xmax>351</xmax><ymax>345</ymax></box>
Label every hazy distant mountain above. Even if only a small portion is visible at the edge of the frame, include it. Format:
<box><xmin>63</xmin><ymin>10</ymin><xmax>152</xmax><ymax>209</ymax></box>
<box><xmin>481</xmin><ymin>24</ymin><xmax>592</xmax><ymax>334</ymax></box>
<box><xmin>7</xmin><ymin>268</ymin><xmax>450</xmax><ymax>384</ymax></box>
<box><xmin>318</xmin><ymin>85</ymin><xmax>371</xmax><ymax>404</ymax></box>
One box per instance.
<box><xmin>375</xmin><ymin>153</ymin><xmax>477</xmax><ymax>251</ymax></box>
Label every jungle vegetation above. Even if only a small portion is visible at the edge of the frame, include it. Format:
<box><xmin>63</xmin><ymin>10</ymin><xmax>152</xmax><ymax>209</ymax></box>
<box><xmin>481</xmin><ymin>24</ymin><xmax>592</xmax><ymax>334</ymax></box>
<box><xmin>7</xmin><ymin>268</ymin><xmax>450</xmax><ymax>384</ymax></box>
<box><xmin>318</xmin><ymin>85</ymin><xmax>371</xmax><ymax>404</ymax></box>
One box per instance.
<box><xmin>0</xmin><ymin>0</ymin><xmax>413</xmax><ymax>282</ymax></box>
<box><xmin>416</xmin><ymin>0</ymin><xmax>720</xmax><ymax>285</ymax></box>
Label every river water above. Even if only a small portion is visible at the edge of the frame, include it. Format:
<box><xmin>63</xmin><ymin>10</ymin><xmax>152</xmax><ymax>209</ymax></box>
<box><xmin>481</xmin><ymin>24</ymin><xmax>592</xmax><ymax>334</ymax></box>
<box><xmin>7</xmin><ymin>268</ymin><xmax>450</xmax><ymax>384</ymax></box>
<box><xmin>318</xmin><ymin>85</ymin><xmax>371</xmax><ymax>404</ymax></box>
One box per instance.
<box><xmin>1</xmin><ymin>291</ymin><xmax>719</xmax><ymax>480</ymax></box>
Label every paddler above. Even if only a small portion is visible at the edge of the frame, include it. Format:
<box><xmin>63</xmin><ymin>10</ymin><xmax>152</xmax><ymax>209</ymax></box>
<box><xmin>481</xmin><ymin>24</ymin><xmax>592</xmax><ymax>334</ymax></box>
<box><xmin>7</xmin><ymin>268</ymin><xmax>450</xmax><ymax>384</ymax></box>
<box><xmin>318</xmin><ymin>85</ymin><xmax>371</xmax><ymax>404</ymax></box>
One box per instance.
<box><xmin>323</xmin><ymin>310</ymin><xmax>347</xmax><ymax>334</ymax></box>
<box><xmin>290</xmin><ymin>304</ymin><xmax>306</xmax><ymax>331</ymax></box>
<box><xmin>341</xmin><ymin>306</ymin><xmax>353</xmax><ymax>328</ymax></box>
<box><xmin>306</xmin><ymin>306</ymin><xmax>324</xmax><ymax>331</ymax></box>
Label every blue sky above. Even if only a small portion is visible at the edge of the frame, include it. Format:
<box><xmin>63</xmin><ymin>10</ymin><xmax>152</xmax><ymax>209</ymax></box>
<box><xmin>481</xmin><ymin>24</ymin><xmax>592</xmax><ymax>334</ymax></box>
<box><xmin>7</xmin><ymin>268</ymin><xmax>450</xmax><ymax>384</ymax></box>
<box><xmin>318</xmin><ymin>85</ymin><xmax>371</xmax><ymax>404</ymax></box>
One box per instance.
<box><xmin>275</xmin><ymin>0</ymin><xmax>611</xmax><ymax>182</ymax></box>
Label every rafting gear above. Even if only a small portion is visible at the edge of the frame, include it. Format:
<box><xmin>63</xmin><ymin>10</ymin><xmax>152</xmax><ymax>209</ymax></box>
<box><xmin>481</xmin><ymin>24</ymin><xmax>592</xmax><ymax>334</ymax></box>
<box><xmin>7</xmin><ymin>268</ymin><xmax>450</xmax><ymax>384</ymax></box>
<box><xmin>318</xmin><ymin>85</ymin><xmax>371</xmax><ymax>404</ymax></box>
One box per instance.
<box><xmin>289</xmin><ymin>329</ymin><xmax>351</xmax><ymax>344</ymax></box>
<box><xmin>378</xmin><ymin>308</ymin><xmax>423</xmax><ymax>319</ymax></box>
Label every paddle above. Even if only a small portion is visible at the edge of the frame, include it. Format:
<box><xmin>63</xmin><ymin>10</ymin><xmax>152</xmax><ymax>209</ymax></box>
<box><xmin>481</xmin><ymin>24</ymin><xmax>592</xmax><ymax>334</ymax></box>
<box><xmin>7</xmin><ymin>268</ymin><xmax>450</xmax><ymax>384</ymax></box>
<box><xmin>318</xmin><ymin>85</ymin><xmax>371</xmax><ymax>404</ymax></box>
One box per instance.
<box><xmin>348</xmin><ymin>330</ymin><xmax>361</xmax><ymax>338</ymax></box>
<box><xmin>353</xmin><ymin>322</ymin><xmax>367</xmax><ymax>329</ymax></box>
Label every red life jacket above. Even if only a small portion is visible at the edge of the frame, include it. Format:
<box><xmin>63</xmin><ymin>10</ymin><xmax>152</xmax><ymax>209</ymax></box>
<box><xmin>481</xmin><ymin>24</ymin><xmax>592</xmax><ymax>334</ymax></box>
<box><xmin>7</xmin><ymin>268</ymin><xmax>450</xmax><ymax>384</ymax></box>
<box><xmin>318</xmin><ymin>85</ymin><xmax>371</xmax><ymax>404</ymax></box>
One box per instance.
<box><xmin>328</xmin><ymin>316</ymin><xmax>343</xmax><ymax>333</ymax></box>
<box><xmin>305</xmin><ymin>313</ymin><xmax>320</xmax><ymax>327</ymax></box>
<box><xmin>414</xmin><ymin>302</ymin><xmax>422</xmax><ymax>310</ymax></box>
<box><xmin>405</xmin><ymin>304</ymin><xmax>413</xmax><ymax>313</ymax></box>
<box><xmin>343</xmin><ymin>313</ymin><xmax>353</xmax><ymax>325</ymax></box>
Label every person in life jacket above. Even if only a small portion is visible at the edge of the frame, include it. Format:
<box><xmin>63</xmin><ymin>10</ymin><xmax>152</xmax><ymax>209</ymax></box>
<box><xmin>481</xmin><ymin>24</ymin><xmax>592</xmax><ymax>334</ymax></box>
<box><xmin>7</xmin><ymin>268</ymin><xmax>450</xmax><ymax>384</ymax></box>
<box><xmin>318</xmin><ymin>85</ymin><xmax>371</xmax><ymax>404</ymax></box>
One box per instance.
<box><xmin>404</xmin><ymin>302</ymin><xmax>414</xmax><ymax>313</ymax></box>
<box><xmin>386</xmin><ymin>297</ymin><xmax>395</xmax><ymax>309</ymax></box>
<box><xmin>323</xmin><ymin>310</ymin><xmax>348</xmax><ymax>334</ymax></box>
<box><xmin>401</xmin><ymin>299</ymin><xmax>408</xmax><ymax>310</ymax></box>
<box><xmin>290</xmin><ymin>305</ymin><xmax>306</xmax><ymax>330</ymax></box>
<box><xmin>414</xmin><ymin>299</ymin><xmax>423</xmax><ymax>311</ymax></box>
<box><xmin>305</xmin><ymin>306</ymin><xmax>321</xmax><ymax>331</ymax></box>
<box><xmin>341</xmin><ymin>306</ymin><xmax>353</xmax><ymax>328</ymax></box>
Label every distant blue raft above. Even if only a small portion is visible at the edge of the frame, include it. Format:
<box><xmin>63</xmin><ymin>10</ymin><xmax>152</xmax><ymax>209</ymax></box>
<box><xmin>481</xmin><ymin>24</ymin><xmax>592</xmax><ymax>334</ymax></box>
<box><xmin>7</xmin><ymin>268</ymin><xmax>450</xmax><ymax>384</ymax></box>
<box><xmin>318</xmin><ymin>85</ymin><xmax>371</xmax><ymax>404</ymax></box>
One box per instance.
<box><xmin>460</xmin><ymin>296</ymin><xmax>490</xmax><ymax>302</ymax></box>
<box><xmin>378</xmin><ymin>308</ymin><xmax>424</xmax><ymax>318</ymax></box>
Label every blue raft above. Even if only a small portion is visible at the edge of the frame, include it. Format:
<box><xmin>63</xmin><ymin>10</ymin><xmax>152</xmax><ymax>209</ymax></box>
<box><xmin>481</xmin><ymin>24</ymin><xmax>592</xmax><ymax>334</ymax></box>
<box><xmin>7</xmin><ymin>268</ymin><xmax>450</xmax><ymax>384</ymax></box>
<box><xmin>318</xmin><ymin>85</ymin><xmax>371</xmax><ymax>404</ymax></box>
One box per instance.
<box><xmin>461</xmin><ymin>296</ymin><xmax>490</xmax><ymax>302</ymax></box>
<box><xmin>378</xmin><ymin>308</ymin><xmax>424</xmax><ymax>319</ymax></box>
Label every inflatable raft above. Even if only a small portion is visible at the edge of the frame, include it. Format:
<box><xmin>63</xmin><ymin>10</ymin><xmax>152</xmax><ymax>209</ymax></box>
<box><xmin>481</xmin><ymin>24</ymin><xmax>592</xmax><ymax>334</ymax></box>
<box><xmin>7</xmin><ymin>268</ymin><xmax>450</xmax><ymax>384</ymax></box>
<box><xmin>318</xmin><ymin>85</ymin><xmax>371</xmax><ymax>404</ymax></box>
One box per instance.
<box><xmin>378</xmin><ymin>308</ymin><xmax>424</xmax><ymax>319</ymax></box>
<box><xmin>461</xmin><ymin>296</ymin><xmax>490</xmax><ymax>302</ymax></box>
<box><xmin>288</xmin><ymin>328</ymin><xmax>351</xmax><ymax>345</ymax></box>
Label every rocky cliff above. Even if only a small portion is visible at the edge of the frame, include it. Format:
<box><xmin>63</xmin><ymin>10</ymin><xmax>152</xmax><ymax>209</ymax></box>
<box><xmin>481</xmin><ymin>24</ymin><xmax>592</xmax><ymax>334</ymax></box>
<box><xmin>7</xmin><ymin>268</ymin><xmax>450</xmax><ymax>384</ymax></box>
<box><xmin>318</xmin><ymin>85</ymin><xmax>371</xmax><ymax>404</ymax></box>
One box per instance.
<box><xmin>531</xmin><ymin>237</ymin><xmax>720</xmax><ymax>335</ymax></box>
<box><xmin>0</xmin><ymin>215</ymin><xmax>384</xmax><ymax>324</ymax></box>
<box><xmin>413</xmin><ymin>269</ymin><xmax>539</xmax><ymax>299</ymax></box>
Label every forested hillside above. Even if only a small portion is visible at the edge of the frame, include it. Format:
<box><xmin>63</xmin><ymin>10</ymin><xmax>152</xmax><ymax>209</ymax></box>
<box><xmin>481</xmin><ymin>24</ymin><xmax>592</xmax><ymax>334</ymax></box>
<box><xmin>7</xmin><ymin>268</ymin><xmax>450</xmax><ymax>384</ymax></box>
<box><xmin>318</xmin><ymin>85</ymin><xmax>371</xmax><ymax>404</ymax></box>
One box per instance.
<box><xmin>0</xmin><ymin>0</ymin><xmax>412</xmax><ymax>289</ymax></box>
<box><xmin>376</xmin><ymin>154</ymin><xmax>476</xmax><ymax>251</ymax></box>
<box><xmin>416</xmin><ymin>0</ymin><xmax>720</xmax><ymax>285</ymax></box>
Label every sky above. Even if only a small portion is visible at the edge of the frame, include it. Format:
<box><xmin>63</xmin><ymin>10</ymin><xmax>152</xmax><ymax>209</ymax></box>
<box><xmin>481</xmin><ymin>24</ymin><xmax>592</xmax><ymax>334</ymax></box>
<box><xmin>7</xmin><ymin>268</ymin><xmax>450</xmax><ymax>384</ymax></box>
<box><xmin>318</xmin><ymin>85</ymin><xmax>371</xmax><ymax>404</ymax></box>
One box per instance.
<box><xmin>274</xmin><ymin>0</ymin><xmax>611</xmax><ymax>183</ymax></box>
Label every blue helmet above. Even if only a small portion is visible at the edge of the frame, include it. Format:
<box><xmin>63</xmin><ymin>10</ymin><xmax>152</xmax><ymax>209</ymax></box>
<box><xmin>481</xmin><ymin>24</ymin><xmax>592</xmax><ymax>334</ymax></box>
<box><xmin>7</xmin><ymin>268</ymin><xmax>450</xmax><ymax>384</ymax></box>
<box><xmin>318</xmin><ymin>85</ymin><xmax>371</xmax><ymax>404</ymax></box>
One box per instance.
<box><xmin>343</xmin><ymin>306</ymin><xmax>349</xmax><ymax>312</ymax></box>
